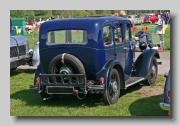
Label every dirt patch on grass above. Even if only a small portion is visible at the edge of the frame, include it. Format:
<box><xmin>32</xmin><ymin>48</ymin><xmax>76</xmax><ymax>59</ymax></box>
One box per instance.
<box><xmin>134</xmin><ymin>74</ymin><xmax>166</xmax><ymax>98</ymax></box>
<box><xmin>135</xmin><ymin>84</ymin><xmax>164</xmax><ymax>98</ymax></box>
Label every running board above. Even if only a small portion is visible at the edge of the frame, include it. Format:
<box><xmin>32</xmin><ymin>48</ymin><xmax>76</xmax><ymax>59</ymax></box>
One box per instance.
<box><xmin>125</xmin><ymin>77</ymin><xmax>144</xmax><ymax>88</ymax></box>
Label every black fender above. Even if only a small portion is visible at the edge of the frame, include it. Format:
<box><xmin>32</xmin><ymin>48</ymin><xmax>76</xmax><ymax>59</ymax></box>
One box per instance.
<box><xmin>133</xmin><ymin>49</ymin><xmax>160</xmax><ymax>78</ymax></box>
<box><xmin>33</xmin><ymin>64</ymin><xmax>45</xmax><ymax>93</ymax></box>
<box><xmin>95</xmin><ymin>59</ymin><xmax>125</xmax><ymax>92</ymax></box>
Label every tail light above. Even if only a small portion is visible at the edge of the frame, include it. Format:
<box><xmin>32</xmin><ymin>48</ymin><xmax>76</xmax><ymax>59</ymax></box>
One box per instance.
<box><xmin>167</xmin><ymin>89</ymin><xmax>170</xmax><ymax>99</ymax></box>
<box><xmin>35</xmin><ymin>77</ymin><xmax>40</xmax><ymax>85</ymax></box>
<box><xmin>99</xmin><ymin>77</ymin><xmax>104</xmax><ymax>85</ymax></box>
<box><xmin>73</xmin><ymin>90</ymin><xmax>78</xmax><ymax>96</ymax></box>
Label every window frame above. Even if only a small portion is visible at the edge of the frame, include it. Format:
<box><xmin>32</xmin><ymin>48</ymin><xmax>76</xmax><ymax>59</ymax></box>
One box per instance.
<box><xmin>102</xmin><ymin>24</ymin><xmax>113</xmax><ymax>46</ymax></box>
<box><xmin>46</xmin><ymin>29</ymin><xmax>88</xmax><ymax>45</ymax></box>
<box><xmin>113</xmin><ymin>21</ymin><xmax>123</xmax><ymax>45</ymax></box>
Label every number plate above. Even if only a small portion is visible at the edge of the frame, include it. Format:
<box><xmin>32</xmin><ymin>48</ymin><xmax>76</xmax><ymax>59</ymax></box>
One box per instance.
<box><xmin>46</xmin><ymin>86</ymin><xmax>74</xmax><ymax>94</ymax></box>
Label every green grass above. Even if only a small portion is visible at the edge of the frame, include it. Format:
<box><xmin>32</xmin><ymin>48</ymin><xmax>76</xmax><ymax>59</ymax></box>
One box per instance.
<box><xmin>10</xmin><ymin>69</ymin><xmax>168</xmax><ymax>116</ymax></box>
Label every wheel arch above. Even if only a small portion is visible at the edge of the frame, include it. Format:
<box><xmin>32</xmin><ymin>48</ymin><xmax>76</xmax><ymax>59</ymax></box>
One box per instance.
<box><xmin>133</xmin><ymin>49</ymin><xmax>160</xmax><ymax>78</ymax></box>
<box><xmin>95</xmin><ymin>59</ymin><xmax>125</xmax><ymax>92</ymax></box>
<box><xmin>113</xmin><ymin>64</ymin><xmax>125</xmax><ymax>90</ymax></box>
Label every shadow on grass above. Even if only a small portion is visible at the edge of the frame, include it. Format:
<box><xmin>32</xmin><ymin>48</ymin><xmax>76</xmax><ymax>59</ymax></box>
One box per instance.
<box><xmin>128</xmin><ymin>94</ymin><xmax>168</xmax><ymax>116</ymax></box>
<box><xmin>10</xmin><ymin>82</ymin><xmax>146</xmax><ymax>108</ymax></box>
<box><xmin>10</xmin><ymin>69</ymin><xmax>36</xmax><ymax>77</ymax></box>
<box><xmin>120</xmin><ymin>82</ymin><xmax>144</xmax><ymax>97</ymax></box>
<box><xmin>10</xmin><ymin>89</ymin><xmax>104</xmax><ymax>107</ymax></box>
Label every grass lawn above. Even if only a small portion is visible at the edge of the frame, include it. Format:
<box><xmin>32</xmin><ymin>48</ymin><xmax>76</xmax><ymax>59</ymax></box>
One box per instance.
<box><xmin>10</xmin><ymin>69</ymin><xmax>168</xmax><ymax>116</ymax></box>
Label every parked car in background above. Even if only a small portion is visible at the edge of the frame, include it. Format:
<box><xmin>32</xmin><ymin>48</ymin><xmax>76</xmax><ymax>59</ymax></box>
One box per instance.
<box><xmin>127</xmin><ymin>15</ymin><xmax>138</xmax><ymax>25</ymax></box>
<box><xmin>144</xmin><ymin>14</ymin><xmax>158</xmax><ymax>24</ymax></box>
<box><xmin>10</xmin><ymin>18</ymin><xmax>34</xmax><ymax>70</ymax></box>
<box><xmin>10</xmin><ymin>35</ymin><xmax>33</xmax><ymax>70</ymax></box>
<box><xmin>128</xmin><ymin>15</ymin><xmax>143</xmax><ymax>25</ymax></box>
<box><xmin>137</xmin><ymin>14</ymin><xmax>145</xmax><ymax>24</ymax></box>
<box><xmin>160</xmin><ymin>70</ymin><xmax>170</xmax><ymax>116</ymax></box>
<box><xmin>32</xmin><ymin>40</ymin><xmax>40</xmax><ymax>67</ymax></box>
<box><xmin>27</xmin><ymin>20</ymin><xmax>37</xmax><ymax>25</ymax></box>
<box><xmin>30</xmin><ymin>16</ymin><xmax>161</xmax><ymax>105</ymax></box>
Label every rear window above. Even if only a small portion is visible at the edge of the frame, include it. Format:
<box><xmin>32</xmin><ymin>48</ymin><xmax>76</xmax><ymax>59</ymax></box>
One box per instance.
<box><xmin>47</xmin><ymin>29</ymin><xmax>88</xmax><ymax>44</ymax></box>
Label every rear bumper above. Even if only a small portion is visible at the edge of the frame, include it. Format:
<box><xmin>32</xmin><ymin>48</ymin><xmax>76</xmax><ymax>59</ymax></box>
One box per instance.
<box><xmin>10</xmin><ymin>58</ymin><xmax>26</xmax><ymax>69</ymax></box>
<box><xmin>30</xmin><ymin>74</ymin><xmax>105</xmax><ymax>95</ymax></box>
<box><xmin>160</xmin><ymin>102</ymin><xmax>170</xmax><ymax>111</ymax></box>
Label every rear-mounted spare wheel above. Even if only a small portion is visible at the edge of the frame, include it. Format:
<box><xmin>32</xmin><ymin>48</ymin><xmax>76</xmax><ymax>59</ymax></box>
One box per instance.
<box><xmin>48</xmin><ymin>53</ymin><xmax>86</xmax><ymax>84</ymax></box>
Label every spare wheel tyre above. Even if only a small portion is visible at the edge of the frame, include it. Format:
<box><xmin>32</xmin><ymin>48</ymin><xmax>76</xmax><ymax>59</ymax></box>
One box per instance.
<box><xmin>48</xmin><ymin>53</ymin><xmax>86</xmax><ymax>84</ymax></box>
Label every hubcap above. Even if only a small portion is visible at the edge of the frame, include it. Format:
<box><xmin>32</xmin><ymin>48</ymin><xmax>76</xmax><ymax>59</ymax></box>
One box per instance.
<box><xmin>152</xmin><ymin>65</ymin><xmax>156</xmax><ymax>74</ymax></box>
<box><xmin>109</xmin><ymin>74</ymin><xmax>118</xmax><ymax>101</ymax></box>
<box><xmin>111</xmin><ymin>81</ymin><xmax>118</xmax><ymax>93</ymax></box>
<box><xmin>60</xmin><ymin>69</ymin><xmax>69</xmax><ymax>74</ymax></box>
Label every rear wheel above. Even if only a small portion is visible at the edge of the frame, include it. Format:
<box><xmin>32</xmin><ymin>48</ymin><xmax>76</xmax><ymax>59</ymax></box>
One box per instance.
<box><xmin>41</xmin><ymin>53</ymin><xmax>86</xmax><ymax>101</ymax></box>
<box><xmin>145</xmin><ymin>57</ymin><xmax>158</xmax><ymax>85</ymax></box>
<box><xmin>103</xmin><ymin>68</ymin><xmax>120</xmax><ymax>105</ymax></box>
<box><xmin>48</xmin><ymin>53</ymin><xmax>85</xmax><ymax>83</ymax></box>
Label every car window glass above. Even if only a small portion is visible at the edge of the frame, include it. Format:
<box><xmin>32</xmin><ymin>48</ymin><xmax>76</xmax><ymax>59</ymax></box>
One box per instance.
<box><xmin>113</xmin><ymin>23</ymin><xmax>123</xmax><ymax>44</ymax></box>
<box><xmin>47</xmin><ymin>30</ymin><xmax>88</xmax><ymax>44</ymax></box>
<box><xmin>103</xmin><ymin>25</ymin><xmax>112</xmax><ymax>46</ymax></box>
<box><xmin>125</xmin><ymin>24</ymin><xmax>131</xmax><ymax>41</ymax></box>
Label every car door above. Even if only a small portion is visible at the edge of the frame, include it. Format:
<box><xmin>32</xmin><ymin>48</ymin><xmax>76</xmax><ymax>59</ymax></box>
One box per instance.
<box><xmin>103</xmin><ymin>22</ymin><xmax>115</xmax><ymax>61</ymax></box>
<box><xmin>124</xmin><ymin>22</ymin><xmax>134</xmax><ymax>77</ymax></box>
<box><xmin>112</xmin><ymin>21</ymin><xmax>126</xmax><ymax>70</ymax></box>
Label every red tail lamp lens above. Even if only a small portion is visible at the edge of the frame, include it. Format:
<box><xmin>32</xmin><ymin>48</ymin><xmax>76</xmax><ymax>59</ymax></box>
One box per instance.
<box><xmin>87</xmin><ymin>81</ymin><xmax>93</xmax><ymax>85</ymax></box>
<box><xmin>99</xmin><ymin>77</ymin><xmax>104</xmax><ymax>84</ymax></box>
<box><xmin>35</xmin><ymin>77</ymin><xmax>40</xmax><ymax>85</ymax></box>
<box><xmin>73</xmin><ymin>90</ymin><xmax>78</xmax><ymax>96</ymax></box>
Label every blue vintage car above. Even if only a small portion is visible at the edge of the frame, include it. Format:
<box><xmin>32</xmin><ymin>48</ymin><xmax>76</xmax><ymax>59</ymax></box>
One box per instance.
<box><xmin>30</xmin><ymin>16</ymin><xmax>161</xmax><ymax>105</ymax></box>
<box><xmin>10</xmin><ymin>35</ymin><xmax>33</xmax><ymax>70</ymax></box>
<box><xmin>160</xmin><ymin>70</ymin><xmax>170</xmax><ymax>116</ymax></box>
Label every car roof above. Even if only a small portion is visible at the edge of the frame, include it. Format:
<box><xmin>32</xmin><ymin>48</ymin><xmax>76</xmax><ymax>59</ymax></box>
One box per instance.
<box><xmin>43</xmin><ymin>16</ymin><xmax>129</xmax><ymax>24</ymax></box>
<box><xmin>40</xmin><ymin>16</ymin><xmax>130</xmax><ymax>32</ymax></box>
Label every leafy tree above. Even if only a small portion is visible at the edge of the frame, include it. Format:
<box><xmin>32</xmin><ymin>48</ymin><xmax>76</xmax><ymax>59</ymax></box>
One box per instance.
<box><xmin>34</xmin><ymin>10</ymin><xmax>52</xmax><ymax>16</ymax></box>
<box><xmin>73</xmin><ymin>10</ymin><xmax>86</xmax><ymax>17</ymax></box>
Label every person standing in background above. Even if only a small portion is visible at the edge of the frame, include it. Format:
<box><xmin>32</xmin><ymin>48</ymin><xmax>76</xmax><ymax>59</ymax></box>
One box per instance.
<box><xmin>155</xmin><ymin>14</ymin><xmax>165</xmax><ymax>49</ymax></box>
<box><xmin>167</xmin><ymin>12</ymin><xmax>170</xmax><ymax>24</ymax></box>
<box><xmin>119</xmin><ymin>10</ymin><xmax>126</xmax><ymax>17</ymax></box>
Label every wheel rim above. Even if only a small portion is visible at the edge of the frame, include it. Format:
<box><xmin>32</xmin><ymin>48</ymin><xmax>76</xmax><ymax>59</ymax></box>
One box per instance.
<box><xmin>150</xmin><ymin>60</ymin><xmax>157</xmax><ymax>82</ymax></box>
<box><xmin>109</xmin><ymin>74</ymin><xmax>118</xmax><ymax>101</ymax></box>
<box><xmin>52</xmin><ymin>61</ymin><xmax>77</xmax><ymax>83</ymax></box>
